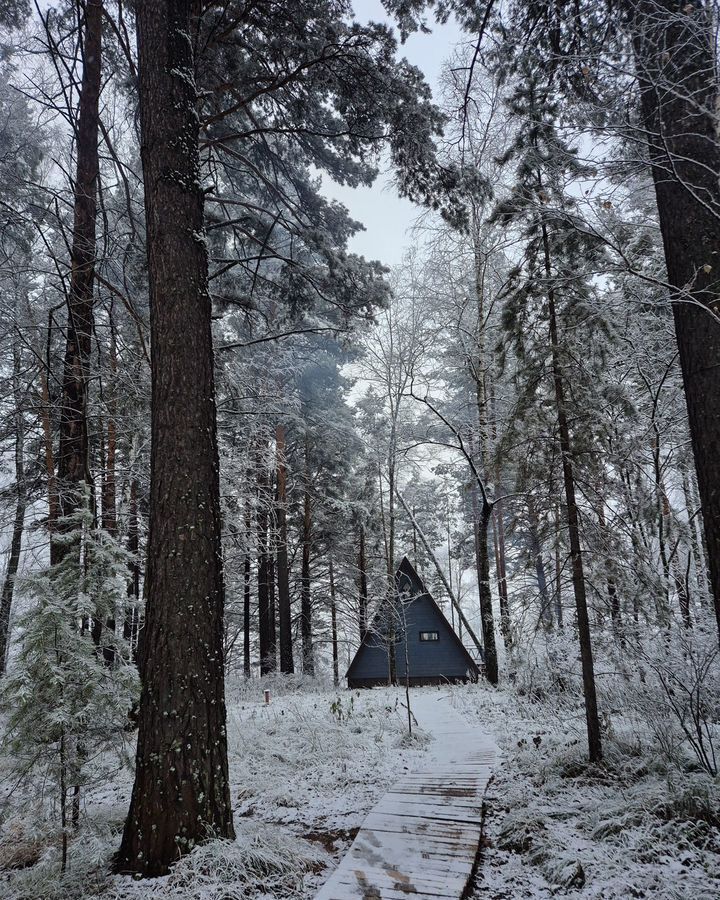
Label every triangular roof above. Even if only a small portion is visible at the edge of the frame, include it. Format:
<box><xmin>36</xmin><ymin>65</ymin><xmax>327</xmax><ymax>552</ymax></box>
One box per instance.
<box><xmin>346</xmin><ymin>557</ymin><xmax>480</xmax><ymax>681</ymax></box>
<box><xmin>396</xmin><ymin>556</ymin><xmax>425</xmax><ymax>598</ymax></box>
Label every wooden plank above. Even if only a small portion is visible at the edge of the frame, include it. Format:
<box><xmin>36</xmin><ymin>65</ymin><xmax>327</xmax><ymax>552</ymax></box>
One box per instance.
<box><xmin>381</xmin><ymin>791</ymin><xmax>485</xmax><ymax>809</ymax></box>
<box><xmin>361</xmin><ymin>812</ymin><xmax>480</xmax><ymax>841</ymax></box>
<box><xmin>331</xmin><ymin>870</ymin><xmax>463</xmax><ymax>897</ymax></box>
<box><xmin>369</xmin><ymin>802</ymin><xmax>484</xmax><ymax>824</ymax></box>
<box><xmin>313</xmin><ymin>691</ymin><xmax>496</xmax><ymax>900</ymax></box>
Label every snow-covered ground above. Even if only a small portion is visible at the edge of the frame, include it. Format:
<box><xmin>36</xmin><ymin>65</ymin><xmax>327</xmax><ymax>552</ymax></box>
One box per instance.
<box><xmin>451</xmin><ymin>685</ymin><xmax>720</xmax><ymax>900</ymax></box>
<box><xmin>0</xmin><ymin>678</ymin><xmax>428</xmax><ymax>900</ymax></box>
<box><xmin>2</xmin><ymin>678</ymin><xmax>719</xmax><ymax>899</ymax></box>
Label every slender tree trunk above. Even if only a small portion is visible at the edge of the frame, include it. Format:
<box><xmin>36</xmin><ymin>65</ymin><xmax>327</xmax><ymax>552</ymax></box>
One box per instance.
<box><xmin>631</xmin><ymin>0</ymin><xmax>720</xmax><ymax>640</ymax></box>
<box><xmin>301</xmin><ymin>461</ymin><xmax>314</xmax><ymax>675</ymax></box>
<box><xmin>268</xmin><ymin>547</ymin><xmax>277</xmax><ymax>664</ymax></box>
<box><xmin>0</xmin><ymin>343</ymin><xmax>27</xmax><ymax>674</ymax></box>
<box><xmin>358</xmin><ymin>522</ymin><xmax>368</xmax><ymax>640</ymax></box>
<box><xmin>682</xmin><ymin>469</ymin><xmax>709</xmax><ymax>601</ymax></box>
<box><xmin>99</xmin><ymin>315</ymin><xmax>119</xmax><ymax>665</ymax></box>
<box><xmin>446</xmin><ymin>507</ymin><xmax>456</xmax><ymax>631</ymax></box>
<box><xmin>52</xmin><ymin>0</ymin><xmax>102</xmax><ymax>564</ymax></box>
<box><xmin>595</xmin><ymin>502</ymin><xmax>622</xmax><ymax>631</ymax></box>
<box><xmin>674</xmin><ymin>554</ymin><xmax>692</xmax><ymax>628</ymax></box>
<box><xmin>243</xmin><ymin>501</ymin><xmax>252</xmax><ymax>678</ymax></box>
<box><xmin>122</xmin><ymin>477</ymin><xmax>140</xmax><ymax>659</ymax></box>
<box><xmin>49</xmin><ymin>0</ymin><xmax>103</xmax><ymax>820</ymax></box>
<box><xmin>652</xmin><ymin>433</ymin><xmax>673</xmax><ymax>624</ymax></box>
<box><xmin>412</xmin><ymin>508</ymin><xmax>418</xmax><ymax>568</ymax></box>
<box><xmin>385</xmin><ymin>427</ymin><xmax>397</xmax><ymax>684</ymax></box>
<box><xmin>257</xmin><ymin>482</ymin><xmax>273</xmax><ymax>675</ymax></box>
<box><xmin>489</xmin><ymin>381</ymin><xmax>511</xmax><ymax>645</ymax></box>
<box><xmin>117</xmin><ymin>0</ymin><xmax>234</xmax><ymax>874</ymax></box>
<box><xmin>38</xmin><ymin>307</ymin><xmax>60</xmax><ymax>535</ymax></box>
<box><xmin>102</xmin><ymin>313</ymin><xmax>118</xmax><ymax>536</ymax></box>
<box><xmin>329</xmin><ymin>555</ymin><xmax>339</xmax><ymax>687</ymax></box>
<box><xmin>59</xmin><ymin>728</ymin><xmax>68</xmax><ymax>873</ymax></box>
<box><xmin>543</xmin><ymin>220</ymin><xmax>602</xmax><ymax>763</ymax></box>
<box><xmin>493</xmin><ymin>487</ymin><xmax>511</xmax><ymax>646</ymax></box>
<box><xmin>527</xmin><ymin>496</ymin><xmax>552</xmax><ymax>629</ymax></box>
<box><xmin>471</xmin><ymin>488</ymin><xmax>499</xmax><ymax>685</ymax></box>
<box><xmin>470</xmin><ymin>219</ymin><xmax>501</xmax><ymax>677</ymax></box>
<box><xmin>554</xmin><ymin>504</ymin><xmax>564</xmax><ymax>628</ymax></box>
<box><xmin>275</xmin><ymin>425</ymin><xmax>294</xmax><ymax>673</ymax></box>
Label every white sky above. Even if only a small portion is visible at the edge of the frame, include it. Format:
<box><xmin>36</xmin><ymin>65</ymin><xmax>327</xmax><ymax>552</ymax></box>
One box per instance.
<box><xmin>325</xmin><ymin>1</ymin><xmax>464</xmax><ymax>266</ymax></box>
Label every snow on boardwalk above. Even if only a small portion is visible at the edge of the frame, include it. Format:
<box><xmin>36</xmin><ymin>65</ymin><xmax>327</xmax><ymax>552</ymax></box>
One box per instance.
<box><xmin>314</xmin><ymin>689</ymin><xmax>496</xmax><ymax>900</ymax></box>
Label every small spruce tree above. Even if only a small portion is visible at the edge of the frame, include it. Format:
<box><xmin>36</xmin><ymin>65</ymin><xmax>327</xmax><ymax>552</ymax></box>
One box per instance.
<box><xmin>0</xmin><ymin>500</ymin><xmax>139</xmax><ymax>872</ymax></box>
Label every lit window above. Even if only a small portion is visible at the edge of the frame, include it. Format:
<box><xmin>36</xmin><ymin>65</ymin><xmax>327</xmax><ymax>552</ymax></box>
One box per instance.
<box><xmin>419</xmin><ymin>631</ymin><xmax>439</xmax><ymax>642</ymax></box>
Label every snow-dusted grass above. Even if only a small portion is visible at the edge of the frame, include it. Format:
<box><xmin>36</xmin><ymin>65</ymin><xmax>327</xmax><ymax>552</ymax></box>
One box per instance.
<box><xmin>451</xmin><ymin>678</ymin><xmax>720</xmax><ymax>899</ymax></box>
<box><xmin>0</xmin><ymin>679</ymin><xmax>424</xmax><ymax>900</ymax></box>
<box><xmin>7</xmin><ymin>662</ymin><xmax>717</xmax><ymax>900</ymax></box>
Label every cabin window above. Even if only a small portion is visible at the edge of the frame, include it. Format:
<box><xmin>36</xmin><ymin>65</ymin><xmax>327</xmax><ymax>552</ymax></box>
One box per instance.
<box><xmin>419</xmin><ymin>631</ymin><xmax>439</xmax><ymax>642</ymax></box>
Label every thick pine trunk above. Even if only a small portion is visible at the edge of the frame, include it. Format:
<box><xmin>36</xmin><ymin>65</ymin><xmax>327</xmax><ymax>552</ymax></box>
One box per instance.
<box><xmin>53</xmin><ymin>0</ymin><xmax>102</xmax><ymax>564</ymax></box>
<box><xmin>117</xmin><ymin>0</ymin><xmax>234</xmax><ymax>874</ymax></box>
<box><xmin>543</xmin><ymin>222</ymin><xmax>602</xmax><ymax>763</ymax></box>
<box><xmin>275</xmin><ymin>425</ymin><xmax>294</xmax><ymax>673</ymax></box>
<box><xmin>631</xmin><ymin>0</ymin><xmax>720</xmax><ymax>638</ymax></box>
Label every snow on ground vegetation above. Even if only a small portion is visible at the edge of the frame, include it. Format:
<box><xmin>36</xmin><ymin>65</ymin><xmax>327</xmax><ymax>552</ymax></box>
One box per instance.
<box><xmin>0</xmin><ymin>677</ymin><xmax>425</xmax><ymax>900</ymax></box>
<box><xmin>455</xmin><ymin>628</ymin><xmax>720</xmax><ymax>899</ymax></box>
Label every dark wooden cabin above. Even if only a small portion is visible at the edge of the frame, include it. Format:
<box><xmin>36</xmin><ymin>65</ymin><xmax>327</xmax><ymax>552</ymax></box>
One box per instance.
<box><xmin>346</xmin><ymin>557</ymin><xmax>480</xmax><ymax>688</ymax></box>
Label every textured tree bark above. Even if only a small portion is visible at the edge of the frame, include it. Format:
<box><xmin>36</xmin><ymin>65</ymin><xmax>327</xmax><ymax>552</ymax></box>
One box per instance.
<box><xmin>101</xmin><ymin>313</ymin><xmax>117</xmax><ymax>537</ymax></box>
<box><xmin>257</xmin><ymin>481</ymin><xmax>274</xmax><ymax>675</ymax></box>
<box><xmin>0</xmin><ymin>343</ymin><xmax>26</xmax><ymax>675</ymax></box>
<box><xmin>543</xmin><ymin>221</ymin><xmax>602</xmax><ymax>763</ymax></box>
<box><xmin>554</xmin><ymin>505</ymin><xmax>564</xmax><ymax>628</ymax></box>
<box><xmin>275</xmin><ymin>425</ymin><xmax>294</xmax><ymax>673</ymax></box>
<box><xmin>493</xmin><ymin>487</ymin><xmax>511</xmax><ymax>645</ymax></box>
<box><xmin>99</xmin><ymin>313</ymin><xmax>119</xmax><ymax>665</ymax></box>
<box><xmin>630</xmin><ymin>0</ymin><xmax>720</xmax><ymax>639</ymax></box>
<box><xmin>268</xmin><ymin>548</ymin><xmax>277</xmax><ymax>662</ymax></box>
<box><xmin>243</xmin><ymin>501</ymin><xmax>252</xmax><ymax>678</ymax></box>
<box><xmin>471</xmin><ymin>487</ymin><xmax>499</xmax><ymax>685</ymax></box>
<box><xmin>301</xmin><ymin>462</ymin><xmax>314</xmax><ymax>675</ymax></box>
<box><xmin>329</xmin><ymin>555</ymin><xmax>339</xmax><ymax>687</ymax></box>
<box><xmin>116</xmin><ymin>0</ymin><xmax>234</xmax><ymax>875</ymax></box>
<box><xmin>122</xmin><ymin>477</ymin><xmax>140</xmax><ymax>660</ymax></box>
<box><xmin>53</xmin><ymin>0</ymin><xmax>102</xmax><ymax>564</ymax></box>
<box><xmin>358</xmin><ymin>523</ymin><xmax>368</xmax><ymax>640</ymax></box>
<box><xmin>682</xmin><ymin>469</ymin><xmax>709</xmax><ymax>602</ymax></box>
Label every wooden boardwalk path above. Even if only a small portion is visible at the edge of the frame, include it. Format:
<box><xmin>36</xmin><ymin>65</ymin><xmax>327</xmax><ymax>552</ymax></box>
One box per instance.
<box><xmin>314</xmin><ymin>690</ymin><xmax>496</xmax><ymax>900</ymax></box>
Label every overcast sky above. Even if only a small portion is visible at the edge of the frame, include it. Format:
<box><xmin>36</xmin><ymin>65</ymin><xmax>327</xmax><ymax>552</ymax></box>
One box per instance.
<box><xmin>324</xmin><ymin>1</ymin><xmax>464</xmax><ymax>267</ymax></box>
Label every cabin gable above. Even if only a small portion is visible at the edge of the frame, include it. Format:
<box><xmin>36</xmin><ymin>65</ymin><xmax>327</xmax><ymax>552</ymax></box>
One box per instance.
<box><xmin>346</xmin><ymin>558</ymin><xmax>479</xmax><ymax>688</ymax></box>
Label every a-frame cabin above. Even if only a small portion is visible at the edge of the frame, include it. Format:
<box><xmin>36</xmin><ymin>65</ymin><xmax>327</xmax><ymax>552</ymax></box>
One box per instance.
<box><xmin>346</xmin><ymin>557</ymin><xmax>480</xmax><ymax>688</ymax></box>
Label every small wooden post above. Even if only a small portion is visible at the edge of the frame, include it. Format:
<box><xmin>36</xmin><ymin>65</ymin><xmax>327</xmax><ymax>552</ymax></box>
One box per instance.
<box><xmin>263</xmin><ymin>689</ymin><xmax>271</xmax><ymax>705</ymax></box>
